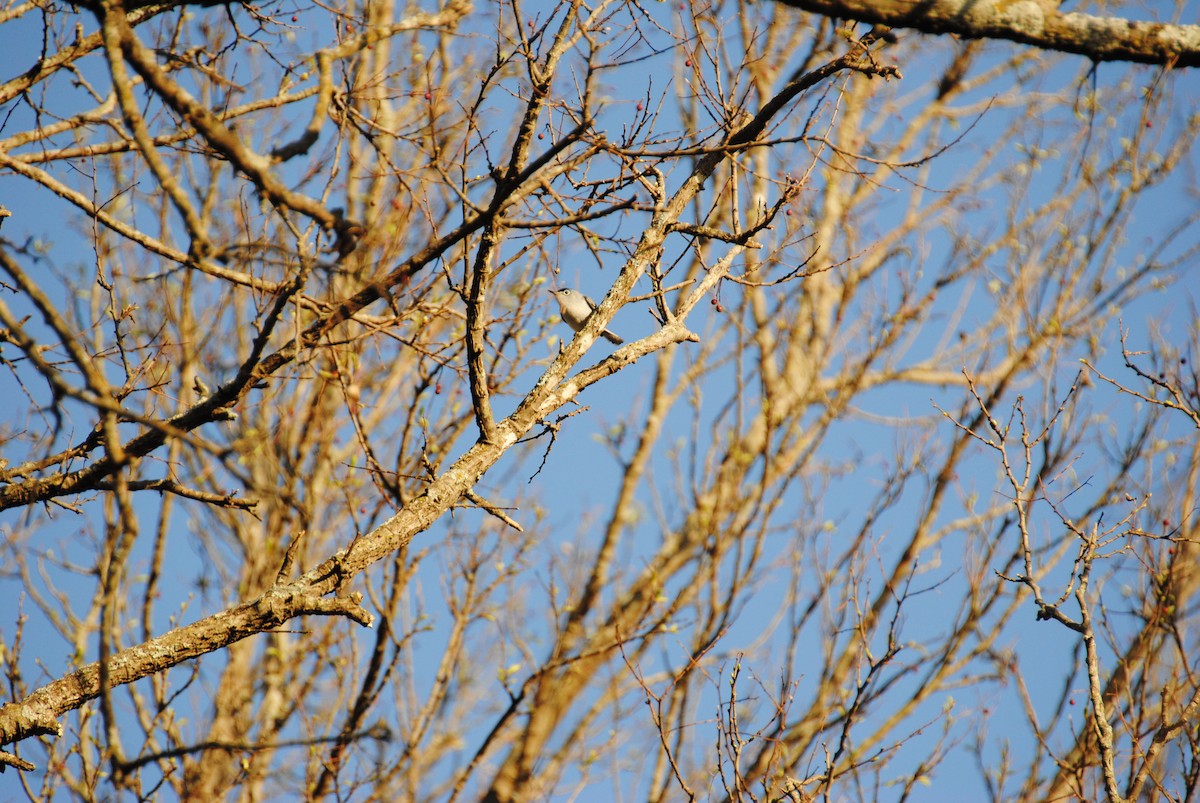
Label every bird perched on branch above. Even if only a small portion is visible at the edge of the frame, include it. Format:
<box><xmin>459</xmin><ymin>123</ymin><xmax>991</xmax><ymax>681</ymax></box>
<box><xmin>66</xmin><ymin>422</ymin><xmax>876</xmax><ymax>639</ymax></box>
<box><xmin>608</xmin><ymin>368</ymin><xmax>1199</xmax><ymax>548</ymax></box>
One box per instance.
<box><xmin>549</xmin><ymin>288</ymin><xmax>623</xmax><ymax>344</ymax></box>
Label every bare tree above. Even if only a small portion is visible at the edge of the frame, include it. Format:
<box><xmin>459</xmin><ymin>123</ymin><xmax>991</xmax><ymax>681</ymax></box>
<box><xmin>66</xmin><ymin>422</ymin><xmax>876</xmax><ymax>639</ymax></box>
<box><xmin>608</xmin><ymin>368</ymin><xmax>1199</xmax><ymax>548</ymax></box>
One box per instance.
<box><xmin>0</xmin><ymin>0</ymin><xmax>1196</xmax><ymax>800</ymax></box>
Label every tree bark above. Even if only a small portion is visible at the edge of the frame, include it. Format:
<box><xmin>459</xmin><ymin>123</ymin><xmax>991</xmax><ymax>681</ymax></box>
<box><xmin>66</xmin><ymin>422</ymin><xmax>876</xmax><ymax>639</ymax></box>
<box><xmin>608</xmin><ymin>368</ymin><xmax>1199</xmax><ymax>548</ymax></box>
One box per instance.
<box><xmin>776</xmin><ymin>0</ymin><xmax>1200</xmax><ymax>66</ymax></box>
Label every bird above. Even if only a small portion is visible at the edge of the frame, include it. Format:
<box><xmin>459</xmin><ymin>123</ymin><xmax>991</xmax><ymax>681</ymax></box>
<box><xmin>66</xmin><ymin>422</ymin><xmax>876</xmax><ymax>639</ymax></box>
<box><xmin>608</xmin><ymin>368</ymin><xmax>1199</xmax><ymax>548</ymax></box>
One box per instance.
<box><xmin>549</xmin><ymin>288</ymin><xmax>623</xmax><ymax>344</ymax></box>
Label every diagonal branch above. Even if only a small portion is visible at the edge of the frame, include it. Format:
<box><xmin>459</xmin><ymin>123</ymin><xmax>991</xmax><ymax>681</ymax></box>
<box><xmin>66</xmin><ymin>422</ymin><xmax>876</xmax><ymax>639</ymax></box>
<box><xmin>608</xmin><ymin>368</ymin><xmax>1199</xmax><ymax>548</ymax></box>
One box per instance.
<box><xmin>776</xmin><ymin>0</ymin><xmax>1200</xmax><ymax>67</ymax></box>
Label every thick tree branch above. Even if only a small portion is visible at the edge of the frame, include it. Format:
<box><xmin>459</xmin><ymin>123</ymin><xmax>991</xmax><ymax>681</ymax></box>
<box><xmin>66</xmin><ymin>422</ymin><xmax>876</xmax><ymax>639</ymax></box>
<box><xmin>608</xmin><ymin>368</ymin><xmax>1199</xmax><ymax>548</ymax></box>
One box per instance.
<box><xmin>0</xmin><ymin>589</ymin><xmax>370</xmax><ymax>750</ymax></box>
<box><xmin>778</xmin><ymin>0</ymin><xmax>1200</xmax><ymax>67</ymax></box>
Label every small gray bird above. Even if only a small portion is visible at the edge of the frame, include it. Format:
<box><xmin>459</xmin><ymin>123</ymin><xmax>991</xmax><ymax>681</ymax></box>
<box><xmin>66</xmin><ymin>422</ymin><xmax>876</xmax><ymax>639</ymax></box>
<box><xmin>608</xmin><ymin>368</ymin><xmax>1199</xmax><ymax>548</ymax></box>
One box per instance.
<box><xmin>549</xmin><ymin>288</ymin><xmax>623</xmax><ymax>344</ymax></box>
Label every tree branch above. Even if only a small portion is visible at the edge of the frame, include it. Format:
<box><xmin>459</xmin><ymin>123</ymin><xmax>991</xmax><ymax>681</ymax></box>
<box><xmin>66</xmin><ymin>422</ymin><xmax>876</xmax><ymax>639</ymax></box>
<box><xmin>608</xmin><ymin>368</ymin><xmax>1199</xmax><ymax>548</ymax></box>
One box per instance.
<box><xmin>777</xmin><ymin>0</ymin><xmax>1200</xmax><ymax>66</ymax></box>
